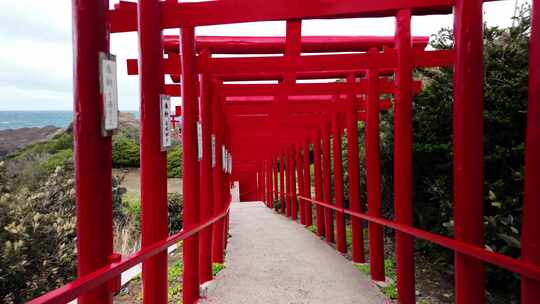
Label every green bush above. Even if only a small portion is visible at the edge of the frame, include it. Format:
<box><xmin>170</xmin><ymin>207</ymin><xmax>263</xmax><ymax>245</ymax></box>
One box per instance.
<box><xmin>167</xmin><ymin>145</ymin><xmax>183</xmax><ymax>178</ymax></box>
<box><xmin>41</xmin><ymin>149</ymin><xmax>73</xmax><ymax>174</ymax></box>
<box><xmin>0</xmin><ymin>162</ymin><xmax>126</xmax><ymax>303</ymax></box>
<box><xmin>112</xmin><ymin>136</ymin><xmax>140</xmax><ymax>168</ymax></box>
<box><xmin>168</xmin><ymin>193</ymin><xmax>183</xmax><ymax>234</ymax></box>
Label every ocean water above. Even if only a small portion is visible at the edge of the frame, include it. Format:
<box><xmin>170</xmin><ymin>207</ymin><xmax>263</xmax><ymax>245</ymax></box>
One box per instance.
<box><xmin>0</xmin><ymin>111</ymin><xmax>139</xmax><ymax>130</ymax></box>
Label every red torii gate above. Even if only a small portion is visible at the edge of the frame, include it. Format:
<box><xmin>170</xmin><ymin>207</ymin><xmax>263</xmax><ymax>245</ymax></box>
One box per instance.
<box><xmin>28</xmin><ymin>1</ymin><xmax>540</xmax><ymax>304</ymax></box>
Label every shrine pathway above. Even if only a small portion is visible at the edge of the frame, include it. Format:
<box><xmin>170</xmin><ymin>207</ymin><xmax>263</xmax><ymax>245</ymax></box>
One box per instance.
<box><xmin>200</xmin><ymin>202</ymin><xmax>386</xmax><ymax>304</ymax></box>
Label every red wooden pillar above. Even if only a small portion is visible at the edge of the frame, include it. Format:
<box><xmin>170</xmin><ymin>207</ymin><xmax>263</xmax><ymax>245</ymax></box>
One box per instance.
<box><xmin>303</xmin><ymin>139</ymin><xmax>313</xmax><ymax>227</ymax></box>
<box><xmin>296</xmin><ymin>144</ymin><xmax>305</xmax><ymax>225</ymax></box>
<box><xmin>453</xmin><ymin>1</ymin><xmax>485</xmax><ymax>302</ymax></box>
<box><xmin>138</xmin><ymin>0</ymin><xmax>168</xmax><ymax>302</ymax></box>
<box><xmin>267</xmin><ymin>159</ymin><xmax>273</xmax><ymax>208</ymax></box>
<box><xmin>290</xmin><ymin>147</ymin><xmax>298</xmax><ymax>221</ymax></box>
<box><xmin>286</xmin><ymin>150</ymin><xmax>293</xmax><ymax>217</ymax></box>
<box><xmin>198</xmin><ymin>52</ymin><xmax>214</xmax><ymax>284</ymax></box>
<box><xmin>521</xmin><ymin>1</ymin><xmax>540</xmax><ymax>302</ymax></box>
<box><xmin>322</xmin><ymin>121</ymin><xmax>335</xmax><ymax>243</ymax></box>
<box><xmin>212</xmin><ymin>90</ymin><xmax>225</xmax><ymax>264</ymax></box>
<box><xmin>280</xmin><ymin>153</ymin><xmax>286</xmax><ymax>213</ymax></box>
<box><xmin>180</xmin><ymin>27</ymin><xmax>201</xmax><ymax>304</ymax></box>
<box><xmin>273</xmin><ymin>157</ymin><xmax>279</xmax><ymax>207</ymax></box>
<box><xmin>313</xmin><ymin>130</ymin><xmax>325</xmax><ymax>236</ymax></box>
<box><xmin>346</xmin><ymin>74</ymin><xmax>365</xmax><ymax>263</ymax></box>
<box><xmin>223</xmin><ymin>130</ymin><xmax>231</xmax><ymax>250</ymax></box>
<box><xmin>394</xmin><ymin>9</ymin><xmax>415</xmax><ymax>304</ymax></box>
<box><xmin>332</xmin><ymin>113</ymin><xmax>346</xmax><ymax>253</ymax></box>
<box><xmin>263</xmin><ymin>161</ymin><xmax>268</xmax><ymax>206</ymax></box>
<box><xmin>258</xmin><ymin>164</ymin><xmax>264</xmax><ymax>202</ymax></box>
<box><xmin>366</xmin><ymin>67</ymin><xmax>385</xmax><ymax>281</ymax></box>
<box><xmin>72</xmin><ymin>0</ymin><xmax>113</xmax><ymax>303</ymax></box>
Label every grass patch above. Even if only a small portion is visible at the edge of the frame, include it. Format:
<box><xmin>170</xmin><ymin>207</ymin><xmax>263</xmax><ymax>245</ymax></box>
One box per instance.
<box><xmin>212</xmin><ymin>263</ymin><xmax>225</xmax><ymax>276</ymax></box>
<box><xmin>308</xmin><ymin>225</ymin><xmax>317</xmax><ymax>234</ymax></box>
<box><xmin>346</xmin><ymin>226</ymin><xmax>353</xmax><ymax>247</ymax></box>
<box><xmin>168</xmin><ymin>259</ymin><xmax>184</xmax><ymax>299</ymax></box>
<box><xmin>354</xmin><ymin>258</ymin><xmax>398</xmax><ymax>300</ymax></box>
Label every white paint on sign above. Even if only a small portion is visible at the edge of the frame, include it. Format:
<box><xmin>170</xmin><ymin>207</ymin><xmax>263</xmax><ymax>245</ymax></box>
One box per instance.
<box><xmin>228</xmin><ymin>152</ymin><xmax>232</xmax><ymax>174</ymax></box>
<box><xmin>211</xmin><ymin>134</ymin><xmax>216</xmax><ymax>168</ymax></box>
<box><xmin>222</xmin><ymin>145</ymin><xmax>227</xmax><ymax>172</ymax></box>
<box><xmin>160</xmin><ymin>95</ymin><xmax>173</xmax><ymax>151</ymax></box>
<box><xmin>197</xmin><ymin>122</ymin><xmax>203</xmax><ymax>161</ymax></box>
<box><xmin>99</xmin><ymin>52</ymin><xmax>119</xmax><ymax>136</ymax></box>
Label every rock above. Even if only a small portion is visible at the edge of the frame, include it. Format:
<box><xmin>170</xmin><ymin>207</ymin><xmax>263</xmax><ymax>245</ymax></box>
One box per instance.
<box><xmin>0</xmin><ymin>125</ymin><xmax>63</xmax><ymax>158</ymax></box>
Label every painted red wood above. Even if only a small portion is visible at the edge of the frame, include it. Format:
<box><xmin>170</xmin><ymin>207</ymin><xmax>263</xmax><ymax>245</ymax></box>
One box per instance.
<box><xmin>198</xmin><ymin>53</ymin><xmax>214</xmax><ymax>284</ymax></box>
<box><xmin>321</xmin><ymin>121</ymin><xmax>335</xmax><ymax>243</ymax></box>
<box><xmin>332</xmin><ymin>112</ymin><xmax>347</xmax><ymax>254</ymax></box>
<box><xmin>453</xmin><ymin>1</ymin><xmax>486</xmax><ymax>302</ymax></box>
<box><xmin>180</xmin><ymin>27</ymin><xmax>201</xmax><ymax>304</ymax></box>
<box><xmin>296</xmin><ymin>144</ymin><xmax>305</xmax><ymax>225</ymax></box>
<box><xmin>366</xmin><ymin>67</ymin><xmax>385</xmax><ymax>281</ymax></box>
<box><xmin>394</xmin><ymin>9</ymin><xmax>416</xmax><ymax>304</ymax></box>
<box><xmin>138</xmin><ymin>0</ymin><xmax>168</xmax><ymax>302</ymax></box>
<box><xmin>313</xmin><ymin>131</ymin><xmax>325</xmax><ymax>237</ymax></box>
<box><xmin>302</xmin><ymin>139</ymin><xmax>313</xmax><ymax>228</ymax></box>
<box><xmin>72</xmin><ymin>0</ymin><xmax>113</xmax><ymax>303</ymax></box>
<box><xmin>109</xmin><ymin>0</ymin><xmax>456</xmax><ymax>32</ymax></box>
<box><xmin>346</xmin><ymin>74</ymin><xmax>366</xmax><ymax>264</ymax></box>
<box><xmin>521</xmin><ymin>1</ymin><xmax>540</xmax><ymax>302</ymax></box>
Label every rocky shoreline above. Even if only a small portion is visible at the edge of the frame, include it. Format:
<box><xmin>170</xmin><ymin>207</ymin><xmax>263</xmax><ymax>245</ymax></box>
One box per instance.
<box><xmin>0</xmin><ymin>125</ymin><xmax>64</xmax><ymax>158</ymax></box>
<box><xmin>0</xmin><ymin>112</ymin><xmax>141</xmax><ymax>159</ymax></box>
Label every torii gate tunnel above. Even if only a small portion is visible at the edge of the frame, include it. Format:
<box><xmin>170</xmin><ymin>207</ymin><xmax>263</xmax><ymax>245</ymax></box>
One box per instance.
<box><xmin>28</xmin><ymin>0</ymin><xmax>539</xmax><ymax>304</ymax></box>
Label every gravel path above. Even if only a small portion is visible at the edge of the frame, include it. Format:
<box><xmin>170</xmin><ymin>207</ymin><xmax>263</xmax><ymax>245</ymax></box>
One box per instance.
<box><xmin>201</xmin><ymin>202</ymin><xmax>386</xmax><ymax>304</ymax></box>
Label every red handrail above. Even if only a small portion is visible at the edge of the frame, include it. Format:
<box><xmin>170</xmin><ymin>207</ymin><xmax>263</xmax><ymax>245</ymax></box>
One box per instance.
<box><xmin>27</xmin><ymin>205</ymin><xmax>231</xmax><ymax>304</ymax></box>
<box><xmin>297</xmin><ymin>195</ymin><xmax>540</xmax><ymax>282</ymax></box>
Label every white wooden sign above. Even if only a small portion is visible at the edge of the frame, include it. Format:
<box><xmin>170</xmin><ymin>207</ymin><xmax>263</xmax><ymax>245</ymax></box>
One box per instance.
<box><xmin>228</xmin><ymin>152</ymin><xmax>232</xmax><ymax>174</ymax></box>
<box><xmin>211</xmin><ymin>134</ymin><xmax>216</xmax><ymax>168</ymax></box>
<box><xmin>222</xmin><ymin>145</ymin><xmax>227</xmax><ymax>172</ymax></box>
<box><xmin>197</xmin><ymin>121</ymin><xmax>203</xmax><ymax>161</ymax></box>
<box><xmin>99</xmin><ymin>52</ymin><xmax>119</xmax><ymax>137</ymax></box>
<box><xmin>160</xmin><ymin>95</ymin><xmax>173</xmax><ymax>151</ymax></box>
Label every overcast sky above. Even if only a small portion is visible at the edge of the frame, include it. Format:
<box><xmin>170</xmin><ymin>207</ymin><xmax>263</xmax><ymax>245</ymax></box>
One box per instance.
<box><xmin>0</xmin><ymin>0</ymin><xmax>528</xmax><ymax>111</ymax></box>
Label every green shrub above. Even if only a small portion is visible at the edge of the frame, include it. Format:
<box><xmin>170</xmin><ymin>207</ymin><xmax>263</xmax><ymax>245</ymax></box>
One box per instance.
<box><xmin>168</xmin><ymin>193</ymin><xmax>183</xmax><ymax>234</ymax></box>
<box><xmin>167</xmin><ymin>145</ymin><xmax>183</xmax><ymax>178</ymax></box>
<box><xmin>112</xmin><ymin>136</ymin><xmax>140</xmax><ymax>168</ymax></box>
<box><xmin>41</xmin><ymin>149</ymin><xmax>73</xmax><ymax>174</ymax></box>
<box><xmin>0</xmin><ymin>163</ymin><xmax>126</xmax><ymax>303</ymax></box>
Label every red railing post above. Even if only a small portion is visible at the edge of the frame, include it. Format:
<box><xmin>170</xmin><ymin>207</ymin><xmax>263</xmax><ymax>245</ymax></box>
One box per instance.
<box><xmin>296</xmin><ymin>144</ymin><xmax>305</xmax><ymax>225</ymax></box>
<box><xmin>394</xmin><ymin>9</ymin><xmax>416</xmax><ymax>304</ymax></box>
<box><xmin>366</xmin><ymin>66</ymin><xmax>385</xmax><ymax>281</ymax></box>
<box><xmin>303</xmin><ymin>139</ymin><xmax>313</xmax><ymax>227</ymax></box>
<box><xmin>72</xmin><ymin>0</ymin><xmax>113</xmax><ymax>302</ymax></box>
<box><xmin>212</xmin><ymin>87</ymin><xmax>225</xmax><ymax>264</ymax></box>
<box><xmin>322</xmin><ymin>120</ymin><xmax>335</xmax><ymax>243</ymax></box>
<box><xmin>453</xmin><ymin>1</ymin><xmax>486</xmax><ymax>302</ymax></box>
<box><xmin>521</xmin><ymin>1</ymin><xmax>540</xmax><ymax>302</ymax></box>
<box><xmin>280</xmin><ymin>153</ymin><xmax>286</xmax><ymax>213</ymax></box>
<box><xmin>223</xmin><ymin>130</ymin><xmax>231</xmax><ymax>250</ymax></box>
<box><xmin>257</xmin><ymin>163</ymin><xmax>264</xmax><ymax>202</ymax></box>
<box><xmin>198</xmin><ymin>50</ymin><xmax>214</xmax><ymax>284</ymax></box>
<box><xmin>180</xmin><ymin>27</ymin><xmax>201</xmax><ymax>304</ymax></box>
<box><xmin>290</xmin><ymin>147</ymin><xmax>299</xmax><ymax>220</ymax></box>
<box><xmin>346</xmin><ymin>74</ymin><xmax>366</xmax><ymax>263</ymax></box>
<box><xmin>286</xmin><ymin>149</ymin><xmax>293</xmax><ymax>217</ymax></box>
<box><xmin>267</xmin><ymin>159</ymin><xmax>273</xmax><ymax>208</ymax></box>
<box><xmin>273</xmin><ymin>157</ymin><xmax>279</xmax><ymax>206</ymax></box>
<box><xmin>313</xmin><ymin>130</ymin><xmax>325</xmax><ymax>236</ymax></box>
<box><xmin>332</xmin><ymin>112</ymin><xmax>347</xmax><ymax>253</ymax></box>
<box><xmin>138</xmin><ymin>0</ymin><xmax>168</xmax><ymax>302</ymax></box>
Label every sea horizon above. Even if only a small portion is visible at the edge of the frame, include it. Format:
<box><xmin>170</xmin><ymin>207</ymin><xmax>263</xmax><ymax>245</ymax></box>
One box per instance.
<box><xmin>0</xmin><ymin>110</ymin><xmax>139</xmax><ymax>130</ymax></box>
